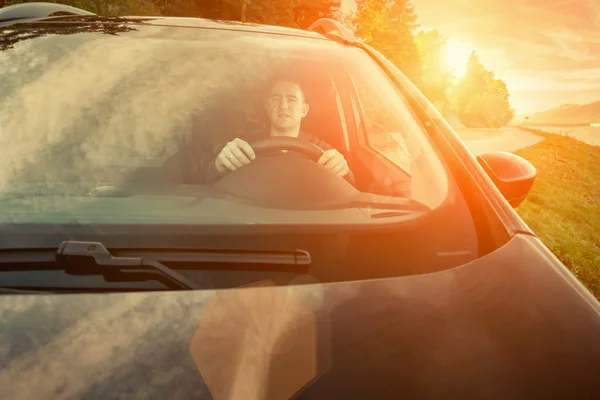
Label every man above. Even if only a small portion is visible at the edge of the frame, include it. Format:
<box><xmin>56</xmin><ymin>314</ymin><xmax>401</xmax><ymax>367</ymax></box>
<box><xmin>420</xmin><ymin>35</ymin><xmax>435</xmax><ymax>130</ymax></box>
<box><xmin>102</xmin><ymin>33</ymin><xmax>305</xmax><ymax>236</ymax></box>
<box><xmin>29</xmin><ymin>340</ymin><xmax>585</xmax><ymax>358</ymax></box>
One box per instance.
<box><xmin>204</xmin><ymin>77</ymin><xmax>354</xmax><ymax>184</ymax></box>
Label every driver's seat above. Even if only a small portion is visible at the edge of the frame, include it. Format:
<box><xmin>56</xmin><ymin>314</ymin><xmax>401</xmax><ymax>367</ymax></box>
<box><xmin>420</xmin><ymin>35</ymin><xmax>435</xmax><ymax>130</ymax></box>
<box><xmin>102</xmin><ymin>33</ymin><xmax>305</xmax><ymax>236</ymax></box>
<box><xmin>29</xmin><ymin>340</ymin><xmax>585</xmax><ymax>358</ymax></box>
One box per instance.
<box><xmin>299</xmin><ymin>76</ymin><xmax>347</xmax><ymax>154</ymax></box>
<box><xmin>179</xmin><ymin>105</ymin><xmax>248</xmax><ymax>184</ymax></box>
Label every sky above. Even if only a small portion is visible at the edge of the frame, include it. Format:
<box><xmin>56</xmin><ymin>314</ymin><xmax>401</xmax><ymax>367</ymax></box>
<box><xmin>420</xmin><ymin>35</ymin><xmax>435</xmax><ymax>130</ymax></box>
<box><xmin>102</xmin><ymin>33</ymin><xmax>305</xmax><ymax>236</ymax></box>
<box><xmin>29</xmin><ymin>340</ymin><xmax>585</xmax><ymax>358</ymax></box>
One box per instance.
<box><xmin>341</xmin><ymin>0</ymin><xmax>600</xmax><ymax>115</ymax></box>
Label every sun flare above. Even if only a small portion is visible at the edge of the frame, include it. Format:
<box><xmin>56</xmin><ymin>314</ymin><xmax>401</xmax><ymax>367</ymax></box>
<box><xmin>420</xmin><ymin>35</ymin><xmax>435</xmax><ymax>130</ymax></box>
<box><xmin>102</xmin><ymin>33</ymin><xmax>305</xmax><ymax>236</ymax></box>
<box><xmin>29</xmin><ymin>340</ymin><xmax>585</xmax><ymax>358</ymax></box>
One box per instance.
<box><xmin>444</xmin><ymin>38</ymin><xmax>473</xmax><ymax>78</ymax></box>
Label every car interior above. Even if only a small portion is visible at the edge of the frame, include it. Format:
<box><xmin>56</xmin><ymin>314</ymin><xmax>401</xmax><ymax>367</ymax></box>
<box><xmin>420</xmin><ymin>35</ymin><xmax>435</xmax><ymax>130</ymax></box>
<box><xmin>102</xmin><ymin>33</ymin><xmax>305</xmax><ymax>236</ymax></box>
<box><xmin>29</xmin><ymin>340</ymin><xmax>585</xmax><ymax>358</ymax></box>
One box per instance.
<box><xmin>153</xmin><ymin>63</ymin><xmax>414</xmax><ymax>203</ymax></box>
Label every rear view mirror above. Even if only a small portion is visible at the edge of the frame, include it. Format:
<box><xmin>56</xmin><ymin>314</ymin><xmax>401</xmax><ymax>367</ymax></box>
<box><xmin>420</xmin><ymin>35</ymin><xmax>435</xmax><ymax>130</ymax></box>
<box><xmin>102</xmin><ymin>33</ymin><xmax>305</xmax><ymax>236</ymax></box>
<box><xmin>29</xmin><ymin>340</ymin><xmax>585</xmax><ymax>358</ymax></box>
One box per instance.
<box><xmin>477</xmin><ymin>152</ymin><xmax>537</xmax><ymax>208</ymax></box>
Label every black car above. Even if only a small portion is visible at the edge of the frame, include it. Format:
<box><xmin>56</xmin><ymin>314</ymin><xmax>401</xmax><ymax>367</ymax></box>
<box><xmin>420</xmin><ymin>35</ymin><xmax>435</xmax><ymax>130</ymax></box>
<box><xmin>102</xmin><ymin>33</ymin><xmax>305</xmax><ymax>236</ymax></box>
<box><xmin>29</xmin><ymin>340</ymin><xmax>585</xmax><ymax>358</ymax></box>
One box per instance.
<box><xmin>1</xmin><ymin>3</ymin><xmax>599</xmax><ymax>400</ymax></box>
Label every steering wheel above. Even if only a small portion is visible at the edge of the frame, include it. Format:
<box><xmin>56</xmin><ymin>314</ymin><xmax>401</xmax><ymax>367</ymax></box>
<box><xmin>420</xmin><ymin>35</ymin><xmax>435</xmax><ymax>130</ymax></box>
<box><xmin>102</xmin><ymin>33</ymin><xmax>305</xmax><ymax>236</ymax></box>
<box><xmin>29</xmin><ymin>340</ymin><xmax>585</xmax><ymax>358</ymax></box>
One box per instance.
<box><xmin>211</xmin><ymin>135</ymin><xmax>359</xmax><ymax>210</ymax></box>
<box><xmin>250</xmin><ymin>136</ymin><xmax>324</xmax><ymax>162</ymax></box>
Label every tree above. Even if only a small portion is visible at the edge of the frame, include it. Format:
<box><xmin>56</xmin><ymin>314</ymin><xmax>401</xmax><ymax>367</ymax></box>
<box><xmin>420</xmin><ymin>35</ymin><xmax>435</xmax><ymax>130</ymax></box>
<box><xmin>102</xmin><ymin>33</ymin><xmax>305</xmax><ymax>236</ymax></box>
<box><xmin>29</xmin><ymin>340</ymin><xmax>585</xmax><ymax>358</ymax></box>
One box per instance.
<box><xmin>2</xmin><ymin>0</ymin><xmax>341</xmax><ymax>24</ymax></box>
<box><xmin>153</xmin><ymin>0</ymin><xmax>340</xmax><ymax>28</ymax></box>
<box><xmin>292</xmin><ymin>0</ymin><xmax>341</xmax><ymax>29</ymax></box>
<box><xmin>2</xmin><ymin>0</ymin><xmax>161</xmax><ymax>15</ymax></box>
<box><xmin>347</xmin><ymin>0</ymin><xmax>421</xmax><ymax>82</ymax></box>
<box><xmin>244</xmin><ymin>0</ymin><xmax>340</xmax><ymax>28</ymax></box>
<box><xmin>415</xmin><ymin>29</ymin><xmax>454</xmax><ymax>114</ymax></box>
<box><xmin>453</xmin><ymin>52</ymin><xmax>515</xmax><ymax>128</ymax></box>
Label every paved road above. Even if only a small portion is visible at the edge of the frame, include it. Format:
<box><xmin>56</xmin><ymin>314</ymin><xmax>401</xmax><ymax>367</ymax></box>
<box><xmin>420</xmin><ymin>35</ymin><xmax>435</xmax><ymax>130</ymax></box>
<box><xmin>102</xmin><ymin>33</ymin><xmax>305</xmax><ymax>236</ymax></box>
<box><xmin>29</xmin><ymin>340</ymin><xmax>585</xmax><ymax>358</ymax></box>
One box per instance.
<box><xmin>373</xmin><ymin>127</ymin><xmax>545</xmax><ymax>164</ymax></box>
<box><xmin>454</xmin><ymin>127</ymin><xmax>546</xmax><ymax>155</ymax></box>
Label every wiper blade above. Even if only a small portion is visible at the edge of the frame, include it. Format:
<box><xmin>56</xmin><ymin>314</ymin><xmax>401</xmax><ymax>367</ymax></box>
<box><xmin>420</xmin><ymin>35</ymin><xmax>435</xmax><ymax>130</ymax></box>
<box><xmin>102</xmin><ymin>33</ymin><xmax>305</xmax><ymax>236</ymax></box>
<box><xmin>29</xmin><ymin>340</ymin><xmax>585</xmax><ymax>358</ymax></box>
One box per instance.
<box><xmin>115</xmin><ymin>249</ymin><xmax>312</xmax><ymax>270</ymax></box>
<box><xmin>0</xmin><ymin>244</ymin><xmax>312</xmax><ymax>278</ymax></box>
<box><xmin>0</xmin><ymin>287</ymin><xmax>52</xmax><ymax>294</ymax></box>
<box><xmin>56</xmin><ymin>241</ymin><xmax>201</xmax><ymax>290</ymax></box>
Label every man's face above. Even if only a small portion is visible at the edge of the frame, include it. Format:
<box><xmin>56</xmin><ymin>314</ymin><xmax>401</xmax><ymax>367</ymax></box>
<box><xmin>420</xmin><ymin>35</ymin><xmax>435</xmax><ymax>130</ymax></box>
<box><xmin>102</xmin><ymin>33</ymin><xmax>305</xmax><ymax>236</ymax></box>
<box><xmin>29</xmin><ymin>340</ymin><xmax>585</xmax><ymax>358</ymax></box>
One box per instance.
<box><xmin>265</xmin><ymin>80</ymin><xmax>309</xmax><ymax>131</ymax></box>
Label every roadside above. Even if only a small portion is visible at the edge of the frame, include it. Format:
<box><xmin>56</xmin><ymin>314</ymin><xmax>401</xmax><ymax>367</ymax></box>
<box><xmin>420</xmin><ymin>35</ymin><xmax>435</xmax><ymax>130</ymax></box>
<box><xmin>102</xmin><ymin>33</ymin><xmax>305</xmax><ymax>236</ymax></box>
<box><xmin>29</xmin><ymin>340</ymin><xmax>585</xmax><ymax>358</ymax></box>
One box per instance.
<box><xmin>521</xmin><ymin>125</ymin><xmax>600</xmax><ymax>147</ymax></box>
<box><xmin>514</xmin><ymin>127</ymin><xmax>600</xmax><ymax>299</ymax></box>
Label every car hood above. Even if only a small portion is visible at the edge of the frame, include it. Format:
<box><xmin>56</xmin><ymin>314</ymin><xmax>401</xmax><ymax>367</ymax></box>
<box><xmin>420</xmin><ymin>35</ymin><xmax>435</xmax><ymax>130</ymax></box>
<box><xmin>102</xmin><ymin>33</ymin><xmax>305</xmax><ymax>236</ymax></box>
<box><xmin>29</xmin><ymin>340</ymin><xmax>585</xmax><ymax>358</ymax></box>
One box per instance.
<box><xmin>1</xmin><ymin>234</ymin><xmax>599</xmax><ymax>399</ymax></box>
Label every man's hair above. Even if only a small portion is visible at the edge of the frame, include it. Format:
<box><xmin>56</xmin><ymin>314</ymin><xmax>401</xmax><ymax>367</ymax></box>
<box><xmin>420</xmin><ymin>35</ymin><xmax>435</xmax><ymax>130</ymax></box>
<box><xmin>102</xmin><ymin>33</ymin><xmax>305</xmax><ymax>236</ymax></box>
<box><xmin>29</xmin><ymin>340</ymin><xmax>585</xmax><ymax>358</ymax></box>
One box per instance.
<box><xmin>265</xmin><ymin>72</ymin><xmax>309</xmax><ymax>103</ymax></box>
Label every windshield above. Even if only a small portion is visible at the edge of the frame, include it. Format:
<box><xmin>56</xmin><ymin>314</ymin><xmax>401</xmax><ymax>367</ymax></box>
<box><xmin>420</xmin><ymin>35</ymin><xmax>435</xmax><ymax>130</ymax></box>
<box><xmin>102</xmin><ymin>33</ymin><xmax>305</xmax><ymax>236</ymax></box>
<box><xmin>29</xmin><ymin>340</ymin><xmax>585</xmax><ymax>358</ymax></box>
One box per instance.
<box><xmin>0</xmin><ymin>21</ymin><xmax>449</xmax><ymax>226</ymax></box>
<box><xmin>0</xmin><ymin>19</ymin><xmax>482</xmax><ymax>294</ymax></box>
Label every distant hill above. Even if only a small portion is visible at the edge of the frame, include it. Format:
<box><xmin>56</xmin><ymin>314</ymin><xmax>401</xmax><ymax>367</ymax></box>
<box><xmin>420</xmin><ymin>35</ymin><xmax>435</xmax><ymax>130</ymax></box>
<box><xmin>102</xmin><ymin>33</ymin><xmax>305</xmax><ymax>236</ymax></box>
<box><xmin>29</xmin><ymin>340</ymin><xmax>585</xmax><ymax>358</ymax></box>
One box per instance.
<box><xmin>519</xmin><ymin>100</ymin><xmax>600</xmax><ymax>125</ymax></box>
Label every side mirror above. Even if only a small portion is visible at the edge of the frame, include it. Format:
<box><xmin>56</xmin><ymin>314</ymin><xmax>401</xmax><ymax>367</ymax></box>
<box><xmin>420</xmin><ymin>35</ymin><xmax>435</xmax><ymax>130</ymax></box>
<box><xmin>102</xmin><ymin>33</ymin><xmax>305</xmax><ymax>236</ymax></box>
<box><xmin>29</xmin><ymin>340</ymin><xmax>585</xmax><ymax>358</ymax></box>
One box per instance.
<box><xmin>477</xmin><ymin>152</ymin><xmax>536</xmax><ymax>208</ymax></box>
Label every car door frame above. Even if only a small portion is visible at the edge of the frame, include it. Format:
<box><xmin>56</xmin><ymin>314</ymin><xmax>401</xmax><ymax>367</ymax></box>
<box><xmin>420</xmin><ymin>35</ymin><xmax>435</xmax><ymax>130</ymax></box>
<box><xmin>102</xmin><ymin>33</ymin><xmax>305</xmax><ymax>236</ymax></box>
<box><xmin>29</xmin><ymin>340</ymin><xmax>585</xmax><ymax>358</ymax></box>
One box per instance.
<box><xmin>349</xmin><ymin>42</ymin><xmax>521</xmax><ymax>257</ymax></box>
<box><xmin>332</xmin><ymin>65</ymin><xmax>413</xmax><ymax>197</ymax></box>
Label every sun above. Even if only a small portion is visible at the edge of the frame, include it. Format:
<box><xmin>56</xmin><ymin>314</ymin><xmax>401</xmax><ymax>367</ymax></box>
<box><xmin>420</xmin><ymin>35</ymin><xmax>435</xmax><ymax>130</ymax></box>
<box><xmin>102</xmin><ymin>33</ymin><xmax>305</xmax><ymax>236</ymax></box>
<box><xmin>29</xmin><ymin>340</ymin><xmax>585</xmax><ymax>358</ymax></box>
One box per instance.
<box><xmin>444</xmin><ymin>38</ymin><xmax>473</xmax><ymax>78</ymax></box>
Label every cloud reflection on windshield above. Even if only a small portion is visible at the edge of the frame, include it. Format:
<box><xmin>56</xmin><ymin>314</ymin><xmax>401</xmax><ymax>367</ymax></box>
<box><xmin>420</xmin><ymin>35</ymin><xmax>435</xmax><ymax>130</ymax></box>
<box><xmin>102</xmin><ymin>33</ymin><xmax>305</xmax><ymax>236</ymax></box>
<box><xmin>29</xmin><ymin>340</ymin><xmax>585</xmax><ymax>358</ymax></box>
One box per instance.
<box><xmin>0</xmin><ymin>26</ymin><xmax>299</xmax><ymax>197</ymax></box>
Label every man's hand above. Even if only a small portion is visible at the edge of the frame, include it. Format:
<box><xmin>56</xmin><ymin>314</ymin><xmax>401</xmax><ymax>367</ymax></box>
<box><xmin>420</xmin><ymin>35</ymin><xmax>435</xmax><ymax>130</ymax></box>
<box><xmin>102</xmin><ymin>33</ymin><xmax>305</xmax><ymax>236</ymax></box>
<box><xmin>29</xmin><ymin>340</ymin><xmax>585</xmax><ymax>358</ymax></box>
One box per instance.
<box><xmin>317</xmin><ymin>149</ymin><xmax>349</xmax><ymax>177</ymax></box>
<box><xmin>215</xmin><ymin>138</ymin><xmax>256</xmax><ymax>173</ymax></box>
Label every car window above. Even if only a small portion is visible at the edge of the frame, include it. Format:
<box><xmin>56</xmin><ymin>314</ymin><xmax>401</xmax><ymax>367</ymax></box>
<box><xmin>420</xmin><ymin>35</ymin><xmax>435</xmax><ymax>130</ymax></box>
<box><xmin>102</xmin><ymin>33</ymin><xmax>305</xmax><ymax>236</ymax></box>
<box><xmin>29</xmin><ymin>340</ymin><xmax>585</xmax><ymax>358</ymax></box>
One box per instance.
<box><xmin>353</xmin><ymin>80</ymin><xmax>412</xmax><ymax>173</ymax></box>
<box><xmin>0</xmin><ymin>23</ymin><xmax>449</xmax><ymax>226</ymax></box>
<box><xmin>0</xmin><ymin>20</ymin><xmax>482</xmax><ymax>297</ymax></box>
<box><xmin>342</xmin><ymin>49</ymin><xmax>449</xmax><ymax>208</ymax></box>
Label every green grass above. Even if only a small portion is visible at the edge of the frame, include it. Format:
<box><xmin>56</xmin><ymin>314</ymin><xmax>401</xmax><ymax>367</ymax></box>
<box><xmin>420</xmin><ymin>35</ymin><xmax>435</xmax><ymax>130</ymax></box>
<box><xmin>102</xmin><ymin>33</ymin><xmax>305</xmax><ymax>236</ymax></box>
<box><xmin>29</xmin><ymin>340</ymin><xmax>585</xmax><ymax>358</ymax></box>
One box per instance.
<box><xmin>516</xmin><ymin>127</ymin><xmax>600</xmax><ymax>298</ymax></box>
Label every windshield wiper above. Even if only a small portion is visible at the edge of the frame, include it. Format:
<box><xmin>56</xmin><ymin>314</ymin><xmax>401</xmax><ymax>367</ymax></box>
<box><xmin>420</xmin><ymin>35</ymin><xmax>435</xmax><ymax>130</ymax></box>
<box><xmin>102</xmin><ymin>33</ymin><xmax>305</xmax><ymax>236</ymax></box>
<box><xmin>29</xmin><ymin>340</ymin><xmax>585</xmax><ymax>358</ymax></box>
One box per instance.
<box><xmin>56</xmin><ymin>241</ymin><xmax>202</xmax><ymax>290</ymax></box>
<box><xmin>0</xmin><ymin>287</ymin><xmax>52</xmax><ymax>294</ymax></box>
<box><xmin>0</xmin><ymin>241</ymin><xmax>312</xmax><ymax>292</ymax></box>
